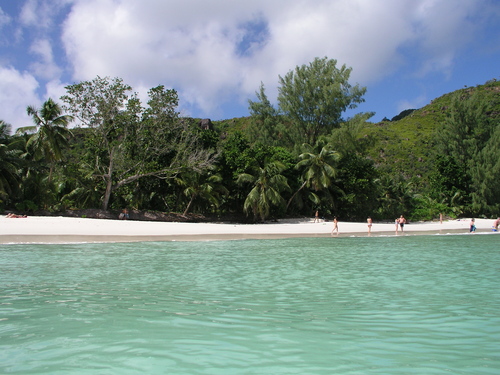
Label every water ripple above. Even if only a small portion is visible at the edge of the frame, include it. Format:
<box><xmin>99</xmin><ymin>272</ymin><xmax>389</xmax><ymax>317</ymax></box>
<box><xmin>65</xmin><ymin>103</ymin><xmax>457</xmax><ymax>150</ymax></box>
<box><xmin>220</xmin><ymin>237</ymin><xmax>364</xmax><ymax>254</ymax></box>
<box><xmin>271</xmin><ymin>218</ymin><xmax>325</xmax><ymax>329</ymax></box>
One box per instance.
<box><xmin>1</xmin><ymin>235</ymin><xmax>499</xmax><ymax>374</ymax></box>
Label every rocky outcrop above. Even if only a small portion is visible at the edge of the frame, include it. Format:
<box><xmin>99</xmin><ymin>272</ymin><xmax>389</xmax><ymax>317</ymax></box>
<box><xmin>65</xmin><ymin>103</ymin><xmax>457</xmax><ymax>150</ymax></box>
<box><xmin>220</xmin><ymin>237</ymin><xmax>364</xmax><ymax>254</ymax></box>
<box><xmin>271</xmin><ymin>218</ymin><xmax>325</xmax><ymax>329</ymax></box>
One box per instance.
<box><xmin>199</xmin><ymin>118</ymin><xmax>213</xmax><ymax>130</ymax></box>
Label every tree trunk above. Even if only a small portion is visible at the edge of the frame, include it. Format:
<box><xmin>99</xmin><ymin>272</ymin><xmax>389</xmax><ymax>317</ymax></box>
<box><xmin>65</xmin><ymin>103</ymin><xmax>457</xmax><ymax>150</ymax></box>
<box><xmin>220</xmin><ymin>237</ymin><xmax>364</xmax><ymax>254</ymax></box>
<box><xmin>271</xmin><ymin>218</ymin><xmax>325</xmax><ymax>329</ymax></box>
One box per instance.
<box><xmin>102</xmin><ymin>153</ymin><xmax>114</xmax><ymax>211</ymax></box>
<box><xmin>102</xmin><ymin>176</ymin><xmax>113</xmax><ymax>211</ymax></box>
<box><xmin>183</xmin><ymin>195</ymin><xmax>196</xmax><ymax>216</ymax></box>
<box><xmin>286</xmin><ymin>180</ymin><xmax>308</xmax><ymax>210</ymax></box>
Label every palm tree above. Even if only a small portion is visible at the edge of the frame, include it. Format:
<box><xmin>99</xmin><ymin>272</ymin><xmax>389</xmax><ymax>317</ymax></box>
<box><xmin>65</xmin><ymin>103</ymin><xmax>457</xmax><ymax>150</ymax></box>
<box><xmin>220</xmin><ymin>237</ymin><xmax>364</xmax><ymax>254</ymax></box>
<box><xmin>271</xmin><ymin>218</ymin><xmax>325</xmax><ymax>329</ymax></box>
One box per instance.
<box><xmin>237</xmin><ymin>160</ymin><xmax>290</xmax><ymax>222</ymax></box>
<box><xmin>176</xmin><ymin>170</ymin><xmax>228</xmax><ymax>216</ymax></box>
<box><xmin>17</xmin><ymin>98</ymin><xmax>73</xmax><ymax>182</ymax></box>
<box><xmin>287</xmin><ymin>144</ymin><xmax>339</xmax><ymax>209</ymax></box>
<box><xmin>0</xmin><ymin>121</ymin><xmax>21</xmax><ymax>204</ymax></box>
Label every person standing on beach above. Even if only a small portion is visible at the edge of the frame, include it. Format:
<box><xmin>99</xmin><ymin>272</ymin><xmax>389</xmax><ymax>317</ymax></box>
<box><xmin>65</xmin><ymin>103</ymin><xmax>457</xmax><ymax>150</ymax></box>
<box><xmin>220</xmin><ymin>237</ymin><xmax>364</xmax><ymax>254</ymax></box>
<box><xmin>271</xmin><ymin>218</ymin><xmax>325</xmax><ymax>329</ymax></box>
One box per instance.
<box><xmin>331</xmin><ymin>217</ymin><xmax>339</xmax><ymax>236</ymax></box>
<box><xmin>395</xmin><ymin>217</ymin><xmax>399</xmax><ymax>234</ymax></box>
<box><xmin>493</xmin><ymin>217</ymin><xmax>500</xmax><ymax>232</ymax></box>
<box><xmin>314</xmin><ymin>210</ymin><xmax>320</xmax><ymax>223</ymax></box>
<box><xmin>470</xmin><ymin>218</ymin><xmax>476</xmax><ymax>233</ymax></box>
<box><xmin>398</xmin><ymin>215</ymin><xmax>406</xmax><ymax>232</ymax></box>
<box><xmin>367</xmin><ymin>217</ymin><xmax>373</xmax><ymax>235</ymax></box>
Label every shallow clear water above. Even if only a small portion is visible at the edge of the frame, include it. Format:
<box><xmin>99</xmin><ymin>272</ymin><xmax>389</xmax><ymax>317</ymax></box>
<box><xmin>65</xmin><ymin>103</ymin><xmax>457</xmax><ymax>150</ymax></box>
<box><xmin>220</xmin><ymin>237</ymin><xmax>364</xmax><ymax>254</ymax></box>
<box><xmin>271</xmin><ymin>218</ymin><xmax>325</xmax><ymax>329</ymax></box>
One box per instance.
<box><xmin>1</xmin><ymin>234</ymin><xmax>499</xmax><ymax>374</ymax></box>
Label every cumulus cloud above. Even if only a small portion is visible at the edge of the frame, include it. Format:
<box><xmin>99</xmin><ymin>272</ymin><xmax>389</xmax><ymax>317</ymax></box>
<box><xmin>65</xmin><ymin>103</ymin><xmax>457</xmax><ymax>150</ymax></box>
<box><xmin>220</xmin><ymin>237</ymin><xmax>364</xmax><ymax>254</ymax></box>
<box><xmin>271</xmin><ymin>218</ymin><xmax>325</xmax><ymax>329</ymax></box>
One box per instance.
<box><xmin>0</xmin><ymin>67</ymin><xmax>40</xmax><ymax>130</ymax></box>
<box><xmin>29</xmin><ymin>38</ymin><xmax>62</xmax><ymax>80</ymax></box>
<box><xmin>1</xmin><ymin>0</ymin><xmax>499</xmax><ymax>130</ymax></box>
<box><xmin>59</xmin><ymin>0</ymin><xmax>496</xmax><ymax>118</ymax></box>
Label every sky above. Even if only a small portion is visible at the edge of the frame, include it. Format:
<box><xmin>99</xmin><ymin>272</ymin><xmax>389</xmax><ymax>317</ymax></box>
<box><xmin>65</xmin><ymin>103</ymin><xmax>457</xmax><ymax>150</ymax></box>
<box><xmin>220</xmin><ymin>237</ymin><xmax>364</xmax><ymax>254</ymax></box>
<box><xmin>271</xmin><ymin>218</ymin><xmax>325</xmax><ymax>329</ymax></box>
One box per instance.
<box><xmin>1</xmin><ymin>0</ymin><xmax>499</xmax><ymax>132</ymax></box>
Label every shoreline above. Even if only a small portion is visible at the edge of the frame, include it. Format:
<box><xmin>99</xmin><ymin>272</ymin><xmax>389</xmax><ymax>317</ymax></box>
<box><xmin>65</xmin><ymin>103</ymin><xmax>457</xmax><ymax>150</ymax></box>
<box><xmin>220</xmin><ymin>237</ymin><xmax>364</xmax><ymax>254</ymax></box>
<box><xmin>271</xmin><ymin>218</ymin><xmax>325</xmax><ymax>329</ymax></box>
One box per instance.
<box><xmin>1</xmin><ymin>216</ymin><xmax>497</xmax><ymax>244</ymax></box>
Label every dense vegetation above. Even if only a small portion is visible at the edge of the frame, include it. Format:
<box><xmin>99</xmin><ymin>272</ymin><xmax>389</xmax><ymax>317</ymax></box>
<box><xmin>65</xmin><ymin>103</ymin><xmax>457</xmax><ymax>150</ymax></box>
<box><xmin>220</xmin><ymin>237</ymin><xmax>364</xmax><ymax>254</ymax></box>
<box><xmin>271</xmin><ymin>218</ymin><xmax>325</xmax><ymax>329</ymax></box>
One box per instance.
<box><xmin>1</xmin><ymin>58</ymin><xmax>499</xmax><ymax>222</ymax></box>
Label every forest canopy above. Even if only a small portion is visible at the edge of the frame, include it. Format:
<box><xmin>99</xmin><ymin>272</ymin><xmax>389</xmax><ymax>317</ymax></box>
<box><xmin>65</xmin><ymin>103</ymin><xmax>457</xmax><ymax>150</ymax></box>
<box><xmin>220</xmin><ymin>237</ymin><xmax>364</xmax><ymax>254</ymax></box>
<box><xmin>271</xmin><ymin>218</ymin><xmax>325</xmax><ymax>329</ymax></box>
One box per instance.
<box><xmin>1</xmin><ymin>59</ymin><xmax>499</xmax><ymax>222</ymax></box>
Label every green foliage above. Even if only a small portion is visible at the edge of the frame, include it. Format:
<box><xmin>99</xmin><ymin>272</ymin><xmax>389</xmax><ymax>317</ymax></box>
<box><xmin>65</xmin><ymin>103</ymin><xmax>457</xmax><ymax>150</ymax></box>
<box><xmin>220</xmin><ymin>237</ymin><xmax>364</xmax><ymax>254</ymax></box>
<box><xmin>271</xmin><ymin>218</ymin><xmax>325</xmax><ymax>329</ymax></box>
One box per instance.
<box><xmin>325</xmin><ymin>112</ymin><xmax>375</xmax><ymax>157</ymax></box>
<box><xmin>237</xmin><ymin>159</ymin><xmax>290</xmax><ymax>222</ymax></box>
<box><xmin>2</xmin><ymin>70</ymin><xmax>499</xmax><ymax>222</ymax></box>
<box><xmin>247</xmin><ymin>83</ymin><xmax>285</xmax><ymax>147</ymax></box>
<box><xmin>287</xmin><ymin>144</ymin><xmax>339</xmax><ymax>214</ymax></box>
<box><xmin>61</xmin><ymin>78</ymin><xmax>215</xmax><ymax>211</ymax></box>
<box><xmin>391</xmin><ymin>109</ymin><xmax>416</xmax><ymax>122</ymax></box>
<box><xmin>333</xmin><ymin>154</ymin><xmax>379</xmax><ymax>221</ymax></box>
<box><xmin>20</xmin><ymin>98</ymin><xmax>73</xmax><ymax>162</ymax></box>
<box><xmin>435</xmin><ymin>88</ymin><xmax>500</xmax><ymax>215</ymax></box>
<box><xmin>176</xmin><ymin>170</ymin><xmax>228</xmax><ymax>215</ymax></box>
<box><xmin>0</xmin><ymin>121</ymin><xmax>22</xmax><ymax>205</ymax></box>
<box><xmin>247</xmin><ymin>57</ymin><xmax>366</xmax><ymax>153</ymax></box>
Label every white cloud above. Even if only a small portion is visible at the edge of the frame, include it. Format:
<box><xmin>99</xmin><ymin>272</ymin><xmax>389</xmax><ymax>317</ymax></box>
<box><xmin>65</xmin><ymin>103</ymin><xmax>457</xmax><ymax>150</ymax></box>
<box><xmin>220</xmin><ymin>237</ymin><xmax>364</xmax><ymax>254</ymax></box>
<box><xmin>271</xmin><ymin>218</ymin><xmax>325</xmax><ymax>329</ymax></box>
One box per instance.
<box><xmin>1</xmin><ymin>0</ymin><xmax>496</xmax><ymax>126</ymax></box>
<box><xmin>0</xmin><ymin>7</ymin><xmax>11</xmax><ymax>27</ymax></box>
<box><xmin>45</xmin><ymin>79</ymin><xmax>68</xmax><ymax>104</ymax></box>
<box><xmin>0</xmin><ymin>66</ymin><xmax>40</xmax><ymax>131</ymax></box>
<box><xmin>29</xmin><ymin>38</ymin><xmax>62</xmax><ymax>80</ymax></box>
<box><xmin>61</xmin><ymin>0</ymin><xmax>489</xmax><ymax>118</ymax></box>
<box><xmin>411</xmin><ymin>0</ymin><xmax>480</xmax><ymax>78</ymax></box>
<box><xmin>20</xmin><ymin>0</ymin><xmax>72</xmax><ymax>29</ymax></box>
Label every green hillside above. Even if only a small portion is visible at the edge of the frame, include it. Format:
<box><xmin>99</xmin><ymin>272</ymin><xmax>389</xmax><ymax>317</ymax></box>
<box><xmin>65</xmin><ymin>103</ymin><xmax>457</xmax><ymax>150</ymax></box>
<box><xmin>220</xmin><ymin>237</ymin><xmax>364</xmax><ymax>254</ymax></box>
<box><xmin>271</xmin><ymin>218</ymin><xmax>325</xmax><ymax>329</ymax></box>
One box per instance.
<box><xmin>211</xmin><ymin>78</ymin><xmax>500</xmax><ymax>188</ymax></box>
<box><xmin>362</xmin><ymin>79</ymin><xmax>500</xmax><ymax>184</ymax></box>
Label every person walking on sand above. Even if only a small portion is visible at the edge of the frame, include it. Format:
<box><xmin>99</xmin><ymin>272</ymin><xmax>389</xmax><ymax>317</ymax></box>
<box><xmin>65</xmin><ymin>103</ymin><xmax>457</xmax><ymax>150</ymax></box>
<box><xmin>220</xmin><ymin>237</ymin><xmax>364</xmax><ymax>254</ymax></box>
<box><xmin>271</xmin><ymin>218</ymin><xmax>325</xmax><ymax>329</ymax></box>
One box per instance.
<box><xmin>398</xmin><ymin>215</ymin><xmax>406</xmax><ymax>232</ymax></box>
<box><xmin>314</xmin><ymin>210</ymin><xmax>320</xmax><ymax>223</ymax></box>
<box><xmin>331</xmin><ymin>217</ymin><xmax>339</xmax><ymax>236</ymax></box>
<box><xmin>470</xmin><ymin>218</ymin><xmax>476</xmax><ymax>233</ymax></box>
<box><xmin>395</xmin><ymin>217</ymin><xmax>399</xmax><ymax>234</ymax></box>
<box><xmin>367</xmin><ymin>217</ymin><xmax>373</xmax><ymax>235</ymax></box>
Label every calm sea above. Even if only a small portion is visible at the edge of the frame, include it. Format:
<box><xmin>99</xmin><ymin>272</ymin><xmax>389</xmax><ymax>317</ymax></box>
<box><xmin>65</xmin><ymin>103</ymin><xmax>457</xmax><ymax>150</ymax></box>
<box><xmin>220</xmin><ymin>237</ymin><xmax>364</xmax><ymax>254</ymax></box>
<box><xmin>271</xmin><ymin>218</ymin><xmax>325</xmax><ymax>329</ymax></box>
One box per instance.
<box><xmin>1</xmin><ymin>234</ymin><xmax>499</xmax><ymax>374</ymax></box>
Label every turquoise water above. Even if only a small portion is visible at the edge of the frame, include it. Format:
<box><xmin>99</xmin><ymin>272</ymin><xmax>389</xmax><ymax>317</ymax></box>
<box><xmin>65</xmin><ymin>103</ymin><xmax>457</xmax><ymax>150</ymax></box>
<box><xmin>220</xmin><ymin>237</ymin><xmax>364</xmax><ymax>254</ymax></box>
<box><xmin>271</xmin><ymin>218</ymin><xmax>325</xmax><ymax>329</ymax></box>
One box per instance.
<box><xmin>1</xmin><ymin>235</ymin><xmax>499</xmax><ymax>374</ymax></box>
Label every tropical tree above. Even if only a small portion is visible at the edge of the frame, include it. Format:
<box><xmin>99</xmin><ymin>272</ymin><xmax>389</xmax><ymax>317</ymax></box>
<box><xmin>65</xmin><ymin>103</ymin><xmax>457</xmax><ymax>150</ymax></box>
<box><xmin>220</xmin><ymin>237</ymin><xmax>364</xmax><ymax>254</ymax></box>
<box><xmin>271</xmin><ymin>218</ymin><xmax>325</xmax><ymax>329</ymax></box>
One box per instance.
<box><xmin>176</xmin><ymin>170</ymin><xmax>228</xmax><ymax>216</ymax></box>
<box><xmin>436</xmin><ymin>90</ymin><xmax>496</xmax><ymax>215</ymax></box>
<box><xmin>327</xmin><ymin>112</ymin><xmax>375</xmax><ymax>156</ymax></box>
<box><xmin>333</xmin><ymin>153</ymin><xmax>379</xmax><ymax>220</ymax></box>
<box><xmin>472</xmin><ymin>123</ymin><xmax>500</xmax><ymax>214</ymax></box>
<box><xmin>0</xmin><ymin>121</ymin><xmax>21</xmax><ymax>206</ymax></box>
<box><xmin>237</xmin><ymin>160</ymin><xmax>290</xmax><ymax>222</ymax></box>
<box><xmin>247</xmin><ymin>82</ymin><xmax>286</xmax><ymax>147</ymax></box>
<box><xmin>17</xmin><ymin>98</ymin><xmax>73</xmax><ymax>182</ymax></box>
<box><xmin>287</xmin><ymin>144</ymin><xmax>340</xmax><ymax>210</ymax></box>
<box><xmin>375</xmin><ymin>174</ymin><xmax>417</xmax><ymax>220</ymax></box>
<box><xmin>62</xmin><ymin>77</ymin><xmax>215</xmax><ymax>210</ymax></box>
<box><xmin>277</xmin><ymin>57</ymin><xmax>366</xmax><ymax>147</ymax></box>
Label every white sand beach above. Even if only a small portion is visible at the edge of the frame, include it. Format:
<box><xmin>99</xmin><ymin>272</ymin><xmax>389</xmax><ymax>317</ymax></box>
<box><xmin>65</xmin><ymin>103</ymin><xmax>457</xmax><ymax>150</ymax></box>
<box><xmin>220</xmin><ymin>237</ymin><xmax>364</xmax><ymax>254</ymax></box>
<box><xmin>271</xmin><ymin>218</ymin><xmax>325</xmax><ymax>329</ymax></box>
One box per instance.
<box><xmin>0</xmin><ymin>216</ymin><xmax>497</xmax><ymax>244</ymax></box>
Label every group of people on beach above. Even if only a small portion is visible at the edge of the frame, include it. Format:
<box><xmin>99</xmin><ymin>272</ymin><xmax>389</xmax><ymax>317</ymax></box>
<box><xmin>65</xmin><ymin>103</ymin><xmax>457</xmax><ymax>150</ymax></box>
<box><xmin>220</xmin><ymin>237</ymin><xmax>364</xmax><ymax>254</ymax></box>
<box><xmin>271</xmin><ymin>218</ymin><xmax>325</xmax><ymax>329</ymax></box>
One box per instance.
<box><xmin>330</xmin><ymin>214</ymin><xmax>406</xmax><ymax>236</ymax></box>
<box><xmin>328</xmin><ymin>213</ymin><xmax>500</xmax><ymax>236</ymax></box>
<box><xmin>395</xmin><ymin>215</ymin><xmax>406</xmax><ymax>234</ymax></box>
<box><xmin>469</xmin><ymin>217</ymin><xmax>500</xmax><ymax>233</ymax></box>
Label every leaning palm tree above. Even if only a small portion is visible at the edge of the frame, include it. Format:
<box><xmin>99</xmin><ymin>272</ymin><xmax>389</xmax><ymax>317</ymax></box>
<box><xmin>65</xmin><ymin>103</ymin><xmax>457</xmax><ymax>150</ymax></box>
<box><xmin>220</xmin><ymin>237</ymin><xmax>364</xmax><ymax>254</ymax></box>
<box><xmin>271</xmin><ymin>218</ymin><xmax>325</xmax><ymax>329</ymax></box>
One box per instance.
<box><xmin>17</xmin><ymin>98</ymin><xmax>73</xmax><ymax>182</ymax></box>
<box><xmin>287</xmin><ymin>144</ymin><xmax>339</xmax><ymax>209</ymax></box>
<box><xmin>176</xmin><ymin>170</ymin><xmax>228</xmax><ymax>216</ymax></box>
<box><xmin>237</xmin><ymin>160</ymin><xmax>290</xmax><ymax>222</ymax></box>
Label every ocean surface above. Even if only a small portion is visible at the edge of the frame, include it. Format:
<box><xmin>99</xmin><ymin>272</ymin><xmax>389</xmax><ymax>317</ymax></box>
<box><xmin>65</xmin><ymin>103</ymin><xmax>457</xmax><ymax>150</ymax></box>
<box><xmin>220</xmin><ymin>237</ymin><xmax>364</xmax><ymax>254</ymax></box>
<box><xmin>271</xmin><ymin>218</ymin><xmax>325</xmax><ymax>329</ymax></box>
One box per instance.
<box><xmin>1</xmin><ymin>234</ymin><xmax>499</xmax><ymax>374</ymax></box>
